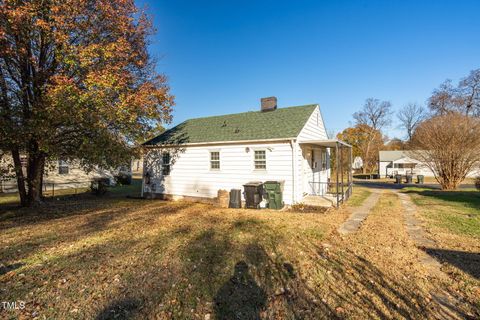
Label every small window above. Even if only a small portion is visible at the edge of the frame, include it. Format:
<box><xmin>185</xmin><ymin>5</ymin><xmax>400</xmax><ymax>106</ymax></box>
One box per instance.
<box><xmin>210</xmin><ymin>151</ymin><xmax>220</xmax><ymax>170</ymax></box>
<box><xmin>162</xmin><ymin>152</ymin><xmax>171</xmax><ymax>176</ymax></box>
<box><xmin>254</xmin><ymin>150</ymin><xmax>266</xmax><ymax>170</ymax></box>
<box><xmin>58</xmin><ymin>159</ymin><xmax>69</xmax><ymax>175</ymax></box>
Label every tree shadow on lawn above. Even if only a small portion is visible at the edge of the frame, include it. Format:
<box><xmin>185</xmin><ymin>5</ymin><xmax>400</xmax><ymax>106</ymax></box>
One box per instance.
<box><xmin>0</xmin><ymin>262</ymin><xmax>24</xmax><ymax>276</ymax></box>
<box><xmin>113</xmin><ymin>214</ymin><xmax>475</xmax><ymax>319</ymax></box>
<box><xmin>0</xmin><ymin>201</ymin><xmax>193</xmax><ymax>267</ymax></box>
<box><xmin>423</xmin><ymin>247</ymin><xmax>480</xmax><ymax>280</ymax></box>
<box><xmin>403</xmin><ymin>189</ymin><xmax>480</xmax><ymax>210</ymax></box>
<box><xmin>211</xmin><ymin>236</ymin><xmax>465</xmax><ymax>319</ymax></box>
<box><xmin>175</xmin><ymin>216</ymin><xmax>457</xmax><ymax>319</ymax></box>
<box><xmin>0</xmin><ymin>197</ymin><xmax>133</xmax><ymax>229</ymax></box>
<box><xmin>0</xmin><ymin>196</ymin><xmax>190</xmax><ymax>231</ymax></box>
<box><xmin>5</xmin><ymin>209</ymin><xmax>477</xmax><ymax>319</ymax></box>
<box><xmin>303</xmin><ymin>238</ymin><xmax>479</xmax><ymax>319</ymax></box>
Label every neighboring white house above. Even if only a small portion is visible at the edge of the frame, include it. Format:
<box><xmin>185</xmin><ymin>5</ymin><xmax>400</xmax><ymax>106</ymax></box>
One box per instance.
<box><xmin>142</xmin><ymin>97</ymin><xmax>351</xmax><ymax>206</ymax></box>
<box><xmin>378</xmin><ymin>150</ymin><xmax>480</xmax><ymax>178</ymax></box>
<box><xmin>0</xmin><ymin>155</ymin><xmax>124</xmax><ymax>193</ymax></box>
<box><xmin>378</xmin><ymin>150</ymin><xmax>431</xmax><ymax>178</ymax></box>
<box><xmin>131</xmin><ymin>156</ymin><xmax>144</xmax><ymax>175</ymax></box>
<box><xmin>352</xmin><ymin>156</ymin><xmax>363</xmax><ymax>171</ymax></box>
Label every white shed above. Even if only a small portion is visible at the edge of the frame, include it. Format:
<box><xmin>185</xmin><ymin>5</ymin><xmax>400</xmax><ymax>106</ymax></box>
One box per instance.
<box><xmin>142</xmin><ymin>98</ymin><xmax>352</xmax><ymax>207</ymax></box>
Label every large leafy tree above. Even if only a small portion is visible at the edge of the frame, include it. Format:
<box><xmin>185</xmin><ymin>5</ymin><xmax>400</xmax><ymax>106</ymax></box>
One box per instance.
<box><xmin>337</xmin><ymin>124</ymin><xmax>385</xmax><ymax>173</ymax></box>
<box><xmin>0</xmin><ymin>0</ymin><xmax>173</xmax><ymax>206</ymax></box>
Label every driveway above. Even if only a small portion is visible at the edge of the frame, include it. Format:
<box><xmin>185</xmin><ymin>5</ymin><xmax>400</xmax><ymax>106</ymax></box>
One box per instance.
<box><xmin>354</xmin><ymin>180</ymin><xmax>475</xmax><ymax>190</ymax></box>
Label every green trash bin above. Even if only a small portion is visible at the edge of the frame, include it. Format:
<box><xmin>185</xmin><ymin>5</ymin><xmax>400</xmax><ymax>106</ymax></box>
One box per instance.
<box><xmin>263</xmin><ymin>181</ymin><xmax>284</xmax><ymax>209</ymax></box>
<box><xmin>417</xmin><ymin>175</ymin><xmax>424</xmax><ymax>184</ymax></box>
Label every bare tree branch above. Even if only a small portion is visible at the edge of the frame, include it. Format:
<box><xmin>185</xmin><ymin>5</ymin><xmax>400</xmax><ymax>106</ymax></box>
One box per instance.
<box><xmin>397</xmin><ymin>102</ymin><xmax>427</xmax><ymax>141</ymax></box>
<box><xmin>409</xmin><ymin>112</ymin><xmax>480</xmax><ymax>190</ymax></box>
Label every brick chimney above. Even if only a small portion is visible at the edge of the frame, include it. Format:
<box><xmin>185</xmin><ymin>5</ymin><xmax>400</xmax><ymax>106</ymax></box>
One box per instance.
<box><xmin>261</xmin><ymin>97</ymin><xmax>277</xmax><ymax>112</ymax></box>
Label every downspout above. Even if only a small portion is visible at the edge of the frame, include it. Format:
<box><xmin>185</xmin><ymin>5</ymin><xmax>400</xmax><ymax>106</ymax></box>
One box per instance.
<box><xmin>290</xmin><ymin>139</ymin><xmax>296</xmax><ymax>204</ymax></box>
<box><xmin>140</xmin><ymin>151</ymin><xmax>145</xmax><ymax>198</ymax></box>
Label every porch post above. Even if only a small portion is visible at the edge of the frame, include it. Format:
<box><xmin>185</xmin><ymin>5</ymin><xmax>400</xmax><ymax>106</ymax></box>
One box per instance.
<box><xmin>349</xmin><ymin>145</ymin><xmax>353</xmax><ymax>198</ymax></box>
<box><xmin>336</xmin><ymin>142</ymin><xmax>339</xmax><ymax>208</ymax></box>
<box><xmin>340</xmin><ymin>144</ymin><xmax>344</xmax><ymax>203</ymax></box>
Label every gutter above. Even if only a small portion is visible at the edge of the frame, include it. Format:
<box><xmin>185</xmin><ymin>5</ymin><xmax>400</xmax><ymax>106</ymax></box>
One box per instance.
<box><xmin>140</xmin><ymin>157</ymin><xmax>145</xmax><ymax>198</ymax></box>
<box><xmin>143</xmin><ymin>137</ymin><xmax>296</xmax><ymax>149</ymax></box>
<box><xmin>290</xmin><ymin>139</ymin><xmax>297</xmax><ymax>204</ymax></box>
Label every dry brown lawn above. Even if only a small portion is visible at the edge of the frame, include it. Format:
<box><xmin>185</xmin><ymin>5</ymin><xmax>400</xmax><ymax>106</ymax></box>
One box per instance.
<box><xmin>0</xmin><ymin>188</ymin><xmax>479</xmax><ymax>319</ymax></box>
<box><xmin>405</xmin><ymin>187</ymin><xmax>480</xmax><ymax>312</ymax></box>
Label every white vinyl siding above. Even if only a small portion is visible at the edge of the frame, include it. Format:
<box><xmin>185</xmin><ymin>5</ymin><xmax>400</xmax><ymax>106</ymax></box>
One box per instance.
<box><xmin>144</xmin><ymin>141</ymin><xmax>295</xmax><ymax>204</ymax></box>
<box><xmin>297</xmin><ymin>105</ymin><xmax>328</xmax><ymax>141</ymax></box>
<box><xmin>58</xmin><ymin>160</ymin><xmax>69</xmax><ymax>175</ymax></box>
<box><xmin>0</xmin><ymin>157</ymin><xmax>116</xmax><ymax>193</ymax></box>
<box><xmin>143</xmin><ymin>105</ymin><xmax>334</xmax><ymax>204</ymax></box>
<box><xmin>296</xmin><ymin>106</ymin><xmax>330</xmax><ymax>199</ymax></box>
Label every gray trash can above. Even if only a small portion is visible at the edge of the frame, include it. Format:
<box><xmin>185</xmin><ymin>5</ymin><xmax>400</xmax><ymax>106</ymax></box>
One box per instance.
<box><xmin>395</xmin><ymin>175</ymin><xmax>402</xmax><ymax>184</ymax></box>
<box><xmin>405</xmin><ymin>175</ymin><xmax>413</xmax><ymax>183</ymax></box>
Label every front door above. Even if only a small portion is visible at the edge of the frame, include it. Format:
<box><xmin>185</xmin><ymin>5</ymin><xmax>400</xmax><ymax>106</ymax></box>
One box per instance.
<box><xmin>302</xmin><ymin>147</ymin><xmax>314</xmax><ymax>195</ymax></box>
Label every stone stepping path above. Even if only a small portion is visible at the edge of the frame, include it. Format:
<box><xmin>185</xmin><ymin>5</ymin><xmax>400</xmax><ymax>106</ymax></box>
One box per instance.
<box><xmin>396</xmin><ymin>192</ymin><xmax>468</xmax><ymax>320</ymax></box>
<box><xmin>397</xmin><ymin>192</ymin><xmax>443</xmax><ymax>272</ymax></box>
<box><xmin>338</xmin><ymin>190</ymin><xmax>380</xmax><ymax>235</ymax></box>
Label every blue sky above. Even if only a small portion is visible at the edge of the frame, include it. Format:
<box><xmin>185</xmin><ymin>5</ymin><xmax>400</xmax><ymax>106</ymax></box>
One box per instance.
<box><xmin>137</xmin><ymin>0</ymin><xmax>480</xmax><ymax>138</ymax></box>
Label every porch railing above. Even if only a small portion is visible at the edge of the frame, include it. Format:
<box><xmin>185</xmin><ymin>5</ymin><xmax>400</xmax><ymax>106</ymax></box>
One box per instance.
<box><xmin>308</xmin><ymin>181</ymin><xmax>337</xmax><ymax>196</ymax></box>
<box><xmin>308</xmin><ymin>181</ymin><xmax>353</xmax><ymax>207</ymax></box>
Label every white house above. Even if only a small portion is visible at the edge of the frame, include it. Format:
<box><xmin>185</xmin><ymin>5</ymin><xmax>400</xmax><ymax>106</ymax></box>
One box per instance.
<box><xmin>142</xmin><ymin>97</ymin><xmax>352</xmax><ymax>206</ymax></box>
<box><xmin>378</xmin><ymin>150</ymin><xmax>431</xmax><ymax>178</ymax></box>
<box><xmin>352</xmin><ymin>156</ymin><xmax>363</xmax><ymax>171</ymax></box>
<box><xmin>378</xmin><ymin>150</ymin><xmax>480</xmax><ymax>178</ymax></box>
<box><xmin>0</xmin><ymin>156</ymin><xmax>122</xmax><ymax>193</ymax></box>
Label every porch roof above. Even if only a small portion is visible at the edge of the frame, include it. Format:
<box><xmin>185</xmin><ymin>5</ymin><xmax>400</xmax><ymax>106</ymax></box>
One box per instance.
<box><xmin>298</xmin><ymin>139</ymin><xmax>351</xmax><ymax>148</ymax></box>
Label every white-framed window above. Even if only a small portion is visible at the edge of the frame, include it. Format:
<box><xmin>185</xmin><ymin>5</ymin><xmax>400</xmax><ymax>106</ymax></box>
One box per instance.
<box><xmin>162</xmin><ymin>152</ymin><xmax>171</xmax><ymax>176</ymax></box>
<box><xmin>58</xmin><ymin>159</ymin><xmax>69</xmax><ymax>175</ymax></box>
<box><xmin>210</xmin><ymin>151</ymin><xmax>220</xmax><ymax>170</ymax></box>
<box><xmin>254</xmin><ymin>150</ymin><xmax>266</xmax><ymax>170</ymax></box>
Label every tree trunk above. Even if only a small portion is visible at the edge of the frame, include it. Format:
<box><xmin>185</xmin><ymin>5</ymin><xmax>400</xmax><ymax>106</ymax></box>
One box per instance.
<box><xmin>11</xmin><ymin>148</ymin><xmax>28</xmax><ymax>206</ymax></box>
<box><xmin>26</xmin><ymin>152</ymin><xmax>46</xmax><ymax>206</ymax></box>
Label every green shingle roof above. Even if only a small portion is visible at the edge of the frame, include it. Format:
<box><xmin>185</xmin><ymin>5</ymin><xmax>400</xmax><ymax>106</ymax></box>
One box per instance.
<box><xmin>144</xmin><ymin>104</ymin><xmax>317</xmax><ymax>145</ymax></box>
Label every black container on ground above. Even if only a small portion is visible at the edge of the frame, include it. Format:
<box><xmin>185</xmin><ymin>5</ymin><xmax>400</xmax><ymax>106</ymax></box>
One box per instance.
<box><xmin>405</xmin><ymin>175</ymin><xmax>413</xmax><ymax>183</ymax></box>
<box><xmin>243</xmin><ymin>182</ymin><xmax>263</xmax><ymax>209</ymax></box>
<box><xmin>229</xmin><ymin>189</ymin><xmax>242</xmax><ymax>208</ymax></box>
<box><xmin>395</xmin><ymin>175</ymin><xmax>402</xmax><ymax>184</ymax></box>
